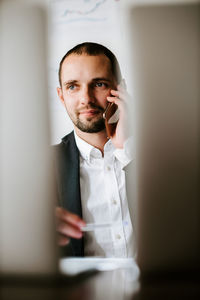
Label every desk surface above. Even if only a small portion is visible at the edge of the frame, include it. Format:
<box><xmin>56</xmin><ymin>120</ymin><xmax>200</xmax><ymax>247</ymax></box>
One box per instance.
<box><xmin>1</xmin><ymin>269</ymin><xmax>200</xmax><ymax>300</ymax></box>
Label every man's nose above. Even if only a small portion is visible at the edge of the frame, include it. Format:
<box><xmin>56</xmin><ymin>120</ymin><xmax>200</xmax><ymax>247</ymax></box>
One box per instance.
<box><xmin>80</xmin><ymin>86</ymin><xmax>94</xmax><ymax>105</ymax></box>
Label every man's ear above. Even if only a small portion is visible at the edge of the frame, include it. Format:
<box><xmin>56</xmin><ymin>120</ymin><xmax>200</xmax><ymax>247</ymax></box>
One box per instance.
<box><xmin>57</xmin><ymin>87</ymin><xmax>65</xmax><ymax>105</ymax></box>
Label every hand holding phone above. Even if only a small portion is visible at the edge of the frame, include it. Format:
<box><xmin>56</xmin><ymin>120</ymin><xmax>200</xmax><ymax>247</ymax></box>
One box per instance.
<box><xmin>104</xmin><ymin>79</ymin><xmax>129</xmax><ymax>147</ymax></box>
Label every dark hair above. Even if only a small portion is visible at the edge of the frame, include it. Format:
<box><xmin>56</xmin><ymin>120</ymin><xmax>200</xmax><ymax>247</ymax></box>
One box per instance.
<box><xmin>58</xmin><ymin>42</ymin><xmax>122</xmax><ymax>87</ymax></box>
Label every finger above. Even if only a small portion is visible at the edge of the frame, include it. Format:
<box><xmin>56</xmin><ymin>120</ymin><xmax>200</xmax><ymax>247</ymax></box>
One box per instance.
<box><xmin>106</xmin><ymin>97</ymin><xmax>126</xmax><ymax>113</ymax></box>
<box><xmin>57</xmin><ymin>220</ymin><xmax>83</xmax><ymax>239</ymax></box>
<box><xmin>56</xmin><ymin>207</ymin><xmax>86</xmax><ymax>228</ymax></box>
<box><xmin>107</xmin><ymin>96</ymin><xmax>121</xmax><ymax>105</ymax></box>
<box><xmin>110</xmin><ymin>89</ymin><xmax>129</xmax><ymax>103</ymax></box>
<box><xmin>57</xmin><ymin>234</ymin><xmax>70</xmax><ymax>246</ymax></box>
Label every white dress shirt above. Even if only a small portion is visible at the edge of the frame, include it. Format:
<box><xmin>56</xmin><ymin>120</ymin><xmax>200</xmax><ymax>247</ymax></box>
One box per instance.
<box><xmin>74</xmin><ymin>132</ymin><xmax>135</xmax><ymax>258</ymax></box>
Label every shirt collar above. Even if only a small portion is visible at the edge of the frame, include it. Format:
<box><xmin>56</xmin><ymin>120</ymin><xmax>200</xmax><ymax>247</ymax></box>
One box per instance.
<box><xmin>74</xmin><ymin>131</ymin><xmax>115</xmax><ymax>163</ymax></box>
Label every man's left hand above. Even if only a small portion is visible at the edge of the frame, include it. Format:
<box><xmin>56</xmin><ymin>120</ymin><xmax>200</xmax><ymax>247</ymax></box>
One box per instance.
<box><xmin>106</xmin><ymin>80</ymin><xmax>130</xmax><ymax>149</ymax></box>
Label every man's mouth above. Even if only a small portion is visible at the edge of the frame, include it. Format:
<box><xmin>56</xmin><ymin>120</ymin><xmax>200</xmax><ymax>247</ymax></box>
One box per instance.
<box><xmin>79</xmin><ymin>109</ymin><xmax>102</xmax><ymax>117</ymax></box>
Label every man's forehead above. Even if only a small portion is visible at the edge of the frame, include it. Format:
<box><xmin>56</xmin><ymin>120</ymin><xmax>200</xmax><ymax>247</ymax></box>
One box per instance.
<box><xmin>61</xmin><ymin>53</ymin><xmax>113</xmax><ymax>77</ymax></box>
<box><xmin>63</xmin><ymin>53</ymin><xmax>111</xmax><ymax>65</ymax></box>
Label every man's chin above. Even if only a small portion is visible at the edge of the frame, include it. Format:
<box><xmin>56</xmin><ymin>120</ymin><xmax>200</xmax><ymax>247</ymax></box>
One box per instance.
<box><xmin>75</xmin><ymin>118</ymin><xmax>105</xmax><ymax>133</ymax></box>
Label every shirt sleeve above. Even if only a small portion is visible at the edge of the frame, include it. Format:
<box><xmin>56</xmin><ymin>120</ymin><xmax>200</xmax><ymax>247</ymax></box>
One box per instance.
<box><xmin>113</xmin><ymin>137</ymin><xmax>134</xmax><ymax>168</ymax></box>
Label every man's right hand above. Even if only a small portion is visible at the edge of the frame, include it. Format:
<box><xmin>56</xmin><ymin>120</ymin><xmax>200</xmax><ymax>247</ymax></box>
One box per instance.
<box><xmin>55</xmin><ymin>207</ymin><xmax>86</xmax><ymax>246</ymax></box>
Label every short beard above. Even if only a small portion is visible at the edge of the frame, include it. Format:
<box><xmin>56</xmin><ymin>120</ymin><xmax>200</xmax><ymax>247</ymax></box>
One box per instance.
<box><xmin>74</xmin><ymin>117</ymin><xmax>105</xmax><ymax>133</ymax></box>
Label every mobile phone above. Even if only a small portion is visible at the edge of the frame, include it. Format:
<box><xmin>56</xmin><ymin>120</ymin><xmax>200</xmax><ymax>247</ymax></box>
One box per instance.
<box><xmin>103</xmin><ymin>102</ymin><xmax>119</xmax><ymax>138</ymax></box>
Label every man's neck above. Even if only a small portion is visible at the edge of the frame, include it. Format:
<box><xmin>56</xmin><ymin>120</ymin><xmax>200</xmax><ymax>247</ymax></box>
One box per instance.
<box><xmin>74</xmin><ymin>127</ymin><xmax>108</xmax><ymax>154</ymax></box>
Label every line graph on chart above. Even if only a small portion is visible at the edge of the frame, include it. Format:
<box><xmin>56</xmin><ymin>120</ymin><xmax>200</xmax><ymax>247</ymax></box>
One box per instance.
<box><xmin>51</xmin><ymin>0</ymin><xmax>120</xmax><ymax>25</ymax></box>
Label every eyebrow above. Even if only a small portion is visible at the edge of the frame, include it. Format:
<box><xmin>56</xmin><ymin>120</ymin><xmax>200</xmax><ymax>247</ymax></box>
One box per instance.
<box><xmin>63</xmin><ymin>80</ymin><xmax>78</xmax><ymax>86</ymax></box>
<box><xmin>63</xmin><ymin>78</ymin><xmax>112</xmax><ymax>86</ymax></box>
<box><xmin>92</xmin><ymin>77</ymin><xmax>112</xmax><ymax>83</ymax></box>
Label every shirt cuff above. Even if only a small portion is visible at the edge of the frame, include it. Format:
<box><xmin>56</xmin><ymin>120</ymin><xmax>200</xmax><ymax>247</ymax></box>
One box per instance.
<box><xmin>114</xmin><ymin>137</ymin><xmax>134</xmax><ymax>168</ymax></box>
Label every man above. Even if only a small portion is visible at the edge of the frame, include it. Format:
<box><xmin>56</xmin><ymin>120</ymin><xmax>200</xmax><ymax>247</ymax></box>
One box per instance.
<box><xmin>54</xmin><ymin>42</ymin><xmax>134</xmax><ymax>257</ymax></box>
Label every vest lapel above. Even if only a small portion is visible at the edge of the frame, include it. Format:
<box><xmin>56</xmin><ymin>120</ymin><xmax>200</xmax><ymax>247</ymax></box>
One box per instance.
<box><xmin>54</xmin><ymin>131</ymin><xmax>84</xmax><ymax>256</ymax></box>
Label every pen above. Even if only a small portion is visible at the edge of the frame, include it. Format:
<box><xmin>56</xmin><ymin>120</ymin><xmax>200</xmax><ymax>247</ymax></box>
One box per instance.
<box><xmin>81</xmin><ymin>221</ymin><xmax>129</xmax><ymax>232</ymax></box>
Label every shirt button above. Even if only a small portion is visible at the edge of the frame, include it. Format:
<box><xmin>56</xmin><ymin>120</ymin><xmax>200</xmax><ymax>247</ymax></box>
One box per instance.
<box><xmin>112</xmin><ymin>199</ymin><xmax>117</xmax><ymax>205</ymax></box>
<box><xmin>106</xmin><ymin>166</ymin><xmax>111</xmax><ymax>171</ymax></box>
<box><xmin>115</xmin><ymin>234</ymin><xmax>121</xmax><ymax>240</ymax></box>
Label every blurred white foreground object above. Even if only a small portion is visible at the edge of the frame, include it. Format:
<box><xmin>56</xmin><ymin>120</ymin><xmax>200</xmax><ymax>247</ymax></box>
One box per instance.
<box><xmin>124</xmin><ymin>0</ymin><xmax>200</xmax><ymax>275</ymax></box>
<box><xmin>0</xmin><ymin>0</ymin><xmax>57</xmax><ymax>276</ymax></box>
<box><xmin>60</xmin><ymin>257</ymin><xmax>140</xmax><ymax>280</ymax></box>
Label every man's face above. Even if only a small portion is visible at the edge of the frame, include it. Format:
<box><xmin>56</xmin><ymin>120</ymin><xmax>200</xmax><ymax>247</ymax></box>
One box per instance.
<box><xmin>57</xmin><ymin>54</ymin><xmax>117</xmax><ymax>133</ymax></box>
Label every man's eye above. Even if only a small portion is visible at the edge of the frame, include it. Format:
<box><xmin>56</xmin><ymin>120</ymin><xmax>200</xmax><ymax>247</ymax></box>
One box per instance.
<box><xmin>95</xmin><ymin>82</ymin><xmax>107</xmax><ymax>88</ymax></box>
<box><xmin>68</xmin><ymin>85</ymin><xmax>76</xmax><ymax>90</ymax></box>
